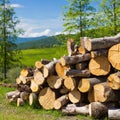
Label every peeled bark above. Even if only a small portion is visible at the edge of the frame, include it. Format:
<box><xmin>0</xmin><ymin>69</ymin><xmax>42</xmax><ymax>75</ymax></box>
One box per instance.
<box><xmin>107</xmin><ymin>71</ymin><xmax>120</xmax><ymax>90</ymax></box>
<box><xmin>108</xmin><ymin>43</ymin><xmax>120</xmax><ymax>70</ymax></box>
<box><xmin>89</xmin><ymin>56</ymin><xmax>111</xmax><ymax>76</ymax></box>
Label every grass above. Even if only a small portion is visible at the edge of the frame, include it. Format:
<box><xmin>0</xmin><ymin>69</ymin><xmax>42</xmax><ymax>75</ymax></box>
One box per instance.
<box><xmin>0</xmin><ymin>86</ymin><xmax>92</xmax><ymax>120</ymax></box>
<box><xmin>20</xmin><ymin>46</ymin><xmax>67</xmax><ymax>67</ymax></box>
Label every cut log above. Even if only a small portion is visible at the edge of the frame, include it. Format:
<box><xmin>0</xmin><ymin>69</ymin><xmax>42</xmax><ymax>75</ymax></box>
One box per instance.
<box><xmin>89</xmin><ymin>102</ymin><xmax>108</xmax><ymax>119</ymax></box>
<box><xmin>75</xmin><ymin>62</ymin><xmax>88</xmax><ymax>70</ymax></box>
<box><xmin>47</xmin><ymin>75</ymin><xmax>63</xmax><ymax>89</ymax></box>
<box><xmin>66</xmin><ymin>69</ymin><xmax>90</xmax><ymax>77</ymax></box>
<box><xmin>43</xmin><ymin>60</ymin><xmax>59</xmax><ymax>78</ymax></box>
<box><xmin>94</xmin><ymin>82</ymin><xmax>120</xmax><ymax>102</ymax></box>
<box><xmin>107</xmin><ymin>71</ymin><xmax>120</xmax><ymax>90</ymax></box>
<box><xmin>78</xmin><ymin>77</ymin><xmax>106</xmax><ymax>93</ymax></box>
<box><xmin>60</xmin><ymin>53</ymin><xmax>91</xmax><ymax>66</ymax></box>
<box><xmin>83</xmin><ymin>33</ymin><xmax>120</xmax><ymax>51</ymax></box>
<box><xmin>108</xmin><ymin>109</ymin><xmax>120</xmax><ymax>120</ymax></box>
<box><xmin>88</xmin><ymin>88</ymin><xmax>95</xmax><ymax>102</ymax></box>
<box><xmin>17</xmin><ymin>98</ymin><xmax>25</xmax><ymax>107</ymax></box>
<box><xmin>30</xmin><ymin>80</ymin><xmax>40</xmax><ymax>93</ymax></box>
<box><xmin>64</xmin><ymin>77</ymin><xmax>76</xmax><ymax>91</ymax></box>
<box><xmin>6</xmin><ymin>91</ymin><xmax>19</xmax><ymax>99</ymax></box>
<box><xmin>62</xmin><ymin>104</ymin><xmax>89</xmax><ymax>115</ymax></box>
<box><xmin>41</xmin><ymin>59</ymin><xmax>51</xmax><ymax>65</ymax></box>
<box><xmin>29</xmin><ymin>93</ymin><xmax>37</xmax><ymax>106</ymax></box>
<box><xmin>54</xmin><ymin>94</ymin><xmax>69</xmax><ymax>110</ymax></box>
<box><xmin>35</xmin><ymin>61</ymin><xmax>43</xmax><ymax>69</ymax></box>
<box><xmin>20</xmin><ymin>68</ymin><xmax>34</xmax><ymax>77</ymax></box>
<box><xmin>34</xmin><ymin>70</ymin><xmax>45</xmax><ymax>85</ymax></box>
<box><xmin>78</xmin><ymin>46</ymin><xmax>88</xmax><ymax>54</ymax></box>
<box><xmin>89</xmin><ymin>55</ymin><xmax>111</xmax><ymax>76</ymax></box>
<box><xmin>68</xmin><ymin>89</ymin><xmax>81</xmax><ymax>103</ymax></box>
<box><xmin>91</xmin><ymin>48</ymin><xmax>108</xmax><ymax>58</ymax></box>
<box><xmin>38</xmin><ymin>87</ymin><xmax>56</xmax><ymax>110</ymax></box>
<box><xmin>60</xmin><ymin>86</ymin><xmax>69</xmax><ymax>94</ymax></box>
<box><xmin>108</xmin><ymin>43</ymin><xmax>120</xmax><ymax>70</ymax></box>
<box><xmin>55</xmin><ymin>62</ymin><xmax>70</xmax><ymax>79</ymax></box>
<box><xmin>20</xmin><ymin>91</ymin><xmax>29</xmax><ymax>101</ymax></box>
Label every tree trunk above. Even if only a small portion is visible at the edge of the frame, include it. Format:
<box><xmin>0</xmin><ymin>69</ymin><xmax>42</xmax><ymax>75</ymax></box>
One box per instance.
<box><xmin>108</xmin><ymin>43</ymin><xmax>120</xmax><ymax>70</ymax></box>
<box><xmin>89</xmin><ymin>56</ymin><xmax>111</xmax><ymax>76</ymax></box>
<box><xmin>38</xmin><ymin>87</ymin><xmax>56</xmax><ymax>110</ymax></box>
<box><xmin>83</xmin><ymin>33</ymin><xmax>120</xmax><ymax>51</ymax></box>
<box><xmin>107</xmin><ymin>71</ymin><xmax>120</xmax><ymax>90</ymax></box>
<box><xmin>54</xmin><ymin>94</ymin><xmax>69</xmax><ymax>110</ymax></box>
<box><xmin>60</xmin><ymin>53</ymin><xmax>91</xmax><ymax>66</ymax></box>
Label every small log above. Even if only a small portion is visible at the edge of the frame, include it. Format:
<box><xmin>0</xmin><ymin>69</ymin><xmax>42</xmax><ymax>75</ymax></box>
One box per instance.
<box><xmin>34</xmin><ymin>70</ymin><xmax>45</xmax><ymax>85</ymax></box>
<box><xmin>78</xmin><ymin>46</ymin><xmax>88</xmax><ymax>54</ymax></box>
<box><xmin>83</xmin><ymin>33</ymin><xmax>120</xmax><ymax>51</ymax></box>
<box><xmin>75</xmin><ymin>62</ymin><xmax>88</xmax><ymax>70</ymax></box>
<box><xmin>91</xmin><ymin>48</ymin><xmax>108</xmax><ymax>58</ymax></box>
<box><xmin>20</xmin><ymin>68</ymin><xmax>34</xmax><ymax>77</ymax></box>
<box><xmin>41</xmin><ymin>59</ymin><xmax>51</xmax><ymax>65</ymax></box>
<box><xmin>108</xmin><ymin>43</ymin><xmax>120</xmax><ymax>70</ymax></box>
<box><xmin>108</xmin><ymin>109</ymin><xmax>120</xmax><ymax>120</ymax></box>
<box><xmin>47</xmin><ymin>75</ymin><xmax>63</xmax><ymax>89</ymax></box>
<box><xmin>35</xmin><ymin>61</ymin><xmax>43</xmax><ymax>69</ymax></box>
<box><xmin>60</xmin><ymin>53</ymin><xmax>91</xmax><ymax>66</ymax></box>
<box><xmin>20</xmin><ymin>92</ymin><xmax>29</xmax><ymax>101</ymax></box>
<box><xmin>68</xmin><ymin>89</ymin><xmax>81</xmax><ymax>103</ymax></box>
<box><xmin>43</xmin><ymin>60</ymin><xmax>59</xmax><ymax>78</ymax></box>
<box><xmin>107</xmin><ymin>71</ymin><xmax>120</xmax><ymax>90</ymax></box>
<box><xmin>30</xmin><ymin>80</ymin><xmax>40</xmax><ymax>93</ymax></box>
<box><xmin>66</xmin><ymin>69</ymin><xmax>90</xmax><ymax>77</ymax></box>
<box><xmin>17</xmin><ymin>98</ymin><xmax>25</xmax><ymax>107</ymax></box>
<box><xmin>60</xmin><ymin>86</ymin><xmax>69</xmax><ymax>94</ymax></box>
<box><xmin>38</xmin><ymin>87</ymin><xmax>56</xmax><ymax>110</ymax></box>
<box><xmin>89</xmin><ymin>55</ymin><xmax>111</xmax><ymax>76</ymax></box>
<box><xmin>88</xmin><ymin>88</ymin><xmax>95</xmax><ymax>102</ymax></box>
<box><xmin>78</xmin><ymin>77</ymin><xmax>106</xmax><ymax>93</ymax></box>
<box><xmin>55</xmin><ymin>62</ymin><xmax>70</xmax><ymax>79</ymax></box>
<box><xmin>54</xmin><ymin>94</ymin><xmax>69</xmax><ymax>110</ymax></box>
<box><xmin>29</xmin><ymin>93</ymin><xmax>37</xmax><ymax>106</ymax></box>
<box><xmin>62</xmin><ymin>104</ymin><xmax>89</xmax><ymax>115</ymax></box>
<box><xmin>94</xmin><ymin>82</ymin><xmax>120</xmax><ymax>102</ymax></box>
<box><xmin>89</xmin><ymin>102</ymin><xmax>108</xmax><ymax>119</ymax></box>
<box><xmin>6</xmin><ymin>91</ymin><xmax>19</xmax><ymax>99</ymax></box>
<box><xmin>64</xmin><ymin>76</ymin><xmax>76</xmax><ymax>91</ymax></box>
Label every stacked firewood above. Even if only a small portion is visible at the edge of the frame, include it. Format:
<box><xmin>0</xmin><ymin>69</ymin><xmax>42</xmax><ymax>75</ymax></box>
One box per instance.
<box><xmin>6</xmin><ymin>33</ymin><xmax>120</xmax><ymax>119</ymax></box>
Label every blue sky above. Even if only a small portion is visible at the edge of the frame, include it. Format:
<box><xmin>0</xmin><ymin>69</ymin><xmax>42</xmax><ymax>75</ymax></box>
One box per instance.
<box><xmin>10</xmin><ymin>0</ymin><xmax>99</xmax><ymax>38</ymax></box>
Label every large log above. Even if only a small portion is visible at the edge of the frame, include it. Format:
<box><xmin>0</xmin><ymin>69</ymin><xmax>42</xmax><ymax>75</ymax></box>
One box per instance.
<box><xmin>54</xmin><ymin>94</ymin><xmax>69</xmax><ymax>110</ymax></box>
<box><xmin>47</xmin><ymin>75</ymin><xmax>63</xmax><ymax>89</ymax></box>
<box><xmin>107</xmin><ymin>71</ymin><xmax>120</xmax><ymax>90</ymax></box>
<box><xmin>83</xmin><ymin>33</ymin><xmax>120</xmax><ymax>51</ymax></box>
<box><xmin>94</xmin><ymin>82</ymin><xmax>120</xmax><ymax>102</ymax></box>
<box><xmin>60</xmin><ymin>53</ymin><xmax>91</xmax><ymax>66</ymax></box>
<box><xmin>108</xmin><ymin>109</ymin><xmax>120</xmax><ymax>120</ymax></box>
<box><xmin>108</xmin><ymin>43</ymin><xmax>120</xmax><ymax>70</ymax></box>
<box><xmin>68</xmin><ymin>89</ymin><xmax>81</xmax><ymax>103</ymax></box>
<box><xmin>78</xmin><ymin>77</ymin><xmax>106</xmax><ymax>93</ymax></box>
<box><xmin>38</xmin><ymin>87</ymin><xmax>56</xmax><ymax>110</ymax></box>
<box><xmin>89</xmin><ymin>55</ymin><xmax>111</xmax><ymax>76</ymax></box>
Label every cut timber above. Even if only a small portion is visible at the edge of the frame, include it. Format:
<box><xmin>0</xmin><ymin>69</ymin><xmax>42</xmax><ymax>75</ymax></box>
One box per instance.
<box><xmin>108</xmin><ymin>43</ymin><xmax>120</xmax><ymax>70</ymax></box>
<box><xmin>94</xmin><ymin>82</ymin><xmax>120</xmax><ymax>102</ymax></box>
<box><xmin>6</xmin><ymin>91</ymin><xmax>19</xmax><ymax>99</ymax></box>
<box><xmin>89</xmin><ymin>102</ymin><xmax>108</xmax><ymax>119</ymax></box>
<box><xmin>62</xmin><ymin>104</ymin><xmax>89</xmax><ymax>115</ymax></box>
<box><xmin>60</xmin><ymin>53</ymin><xmax>91</xmax><ymax>66</ymax></box>
<box><xmin>108</xmin><ymin>109</ymin><xmax>120</xmax><ymax>120</ymax></box>
<box><xmin>34</xmin><ymin>70</ymin><xmax>45</xmax><ymax>85</ymax></box>
<box><xmin>38</xmin><ymin>87</ymin><xmax>56</xmax><ymax>110</ymax></box>
<box><xmin>64</xmin><ymin>77</ymin><xmax>76</xmax><ymax>91</ymax></box>
<box><xmin>89</xmin><ymin>56</ymin><xmax>111</xmax><ymax>76</ymax></box>
<box><xmin>60</xmin><ymin>86</ymin><xmax>69</xmax><ymax>94</ymax></box>
<box><xmin>30</xmin><ymin>80</ymin><xmax>40</xmax><ymax>93</ymax></box>
<box><xmin>47</xmin><ymin>75</ymin><xmax>63</xmax><ymax>89</ymax></box>
<box><xmin>68</xmin><ymin>89</ymin><xmax>81</xmax><ymax>103</ymax></box>
<box><xmin>88</xmin><ymin>89</ymin><xmax>95</xmax><ymax>102</ymax></box>
<box><xmin>35</xmin><ymin>61</ymin><xmax>43</xmax><ymax>69</ymax></box>
<box><xmin>91</xmin><ymin>49</ymin><xmax>108</xmax><ymax>58</ymax></box>
<box><xmin>78</xmin><ymin>77</ymin><xmax>106</xmax><ymax>93</ymax></box>
<box><xmin>84</xmin><ymin>33</ymin><xmax>120</xmax><ymax>51</ymax></box>
<box><xmin>43</xmin><ymin>60</ymin><xmax>59</xmax><ymax>78</ymax></box>
<box><xmin>55</xmin><ymin>62</ymin><xmax>70</xmax><ymax>79</ymax></box>
<box><xmin>17</xmin><ymin>98</ymin><xmax>25</xmax><ymax>107</ymax></box>
<box><xmin>78</xmin><ymin>46</ymin><xmax>88</xmax><ymax>54</ymax></box>
<box><xmin>66</xmin><ymin>69</ymin><xmax>90</xmax><ymax>77</ymax></box>
<box><xmin>67</xmin><ymin>38</ymin><xmax>77</xmax><ymax>56</ymax></box>
<box><xmin>20</xmin><ymin>68</ymin><xmax>33</xmax><ymax>77</ymax></box>
<box><xmin>41</xmin><ymin>59</ymin><xmax>51</xmax><ymax>65</ymax></box>
<box><xmin>29</xmin><ymin>93</ymin><xmax>37</xmax><ymax>106</ymax></box>
<box><xmin>107</xmin><ymin>71</ymin><xmax>120</xmax><ymax>90</ymax></box>
<box><xmin>20</xmin><ymin>92</ymin><xmax>29</xmax><ymax>101</ymax></box>
<box><xmin>54</xmin><ymin>94</ymin><xmax>69</xmax><ymax>110</ymax></box>
<box><xmin>75</xmin><ymin>62</ymin><xmax>88</xmax><ymax>70</ymax></box>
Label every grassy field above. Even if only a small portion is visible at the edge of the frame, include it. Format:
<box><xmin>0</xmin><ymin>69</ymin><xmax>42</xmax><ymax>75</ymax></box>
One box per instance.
<box><xmin>20</xmin><ymin>46</ymin><xmax>67</xmax><ymax>67</ymax></box>
<box><xmin>0</xmin><ymin>86</ymin><xmax>92</xmax><ymax>120</ymax></box>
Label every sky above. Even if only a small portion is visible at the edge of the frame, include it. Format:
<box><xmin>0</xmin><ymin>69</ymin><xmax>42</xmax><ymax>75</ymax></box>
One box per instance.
<box><xmin>10</xmin><ymin>0</ymin><xmax>99</xmax><ymax>38</ymax></box>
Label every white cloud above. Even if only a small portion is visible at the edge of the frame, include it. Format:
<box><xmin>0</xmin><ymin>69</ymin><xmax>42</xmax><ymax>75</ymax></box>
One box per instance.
<box><xmin>10</xmin><ymin>4</ymin><xmax>23</xmax><ymax>8</ymax></box>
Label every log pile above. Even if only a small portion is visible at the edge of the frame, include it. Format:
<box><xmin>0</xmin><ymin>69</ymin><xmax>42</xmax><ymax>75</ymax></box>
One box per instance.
<box><xmin>6</xmin><ymin>33</ymin><xmax>120</xmax><ymax>119</ymax></box>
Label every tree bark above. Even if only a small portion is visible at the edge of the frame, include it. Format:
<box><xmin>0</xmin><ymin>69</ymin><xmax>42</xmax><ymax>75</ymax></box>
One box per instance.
<box><xmin>75</xmin><ymin>62</ymin><xmax>88</xmax><ymax>70</ymax></box>
<box><xmin>108</xmin><ymin>109</ymin><xmax>120</xmax><ymax>120</ymax></box>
